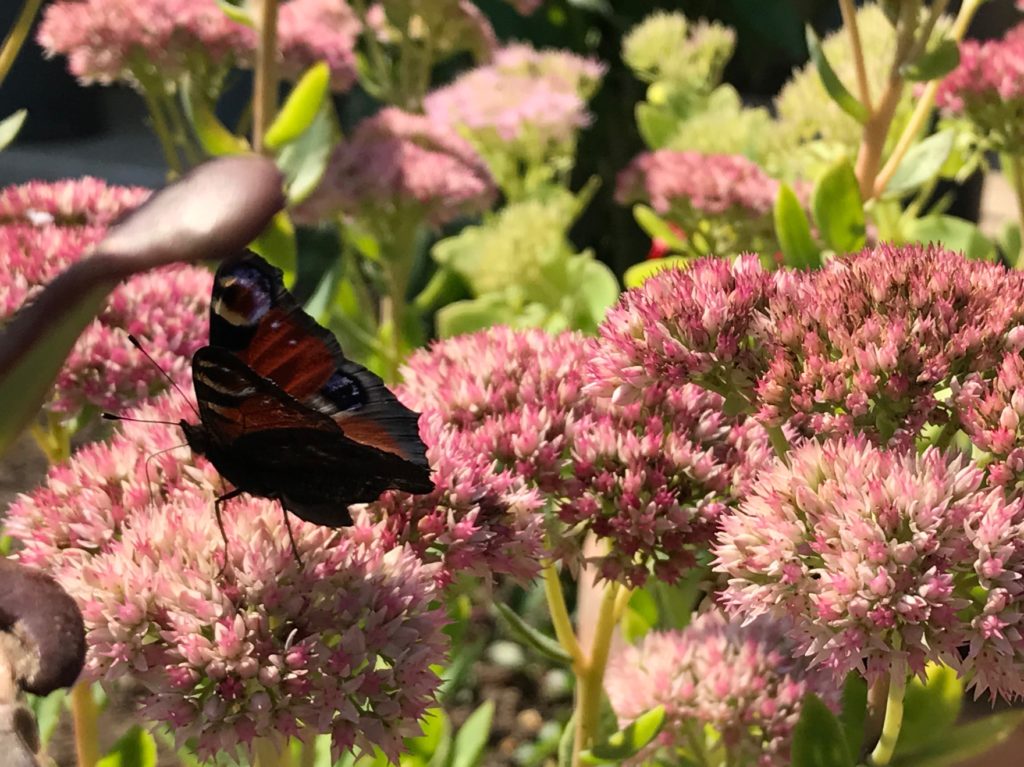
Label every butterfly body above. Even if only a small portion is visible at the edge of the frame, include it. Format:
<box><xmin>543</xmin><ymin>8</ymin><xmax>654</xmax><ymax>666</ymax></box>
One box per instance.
<box><xmin>183</xmin><ymin>253</ymin><xmax>433</xmax><ymax>528</ymax></box>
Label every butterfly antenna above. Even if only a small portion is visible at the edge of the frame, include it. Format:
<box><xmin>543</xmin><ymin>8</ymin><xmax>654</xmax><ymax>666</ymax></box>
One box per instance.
<box><xmin>126</xmin><ymin>334</ymin><xmax>200</xmax><ymax>418</ymax></box>
<box><xmin>279</xmin><ymin>503</ymin><xmax>305</xmax><ymax>569</ymax></box>
<box><xmin>141</xmin><ymin>443</ymin><xmax>189</xmax><ymax>506</ymax></box>
<box><xmin>101</xmin><ymin>413</ymin><xmax>180</xmax><ymax>426</ymax></box>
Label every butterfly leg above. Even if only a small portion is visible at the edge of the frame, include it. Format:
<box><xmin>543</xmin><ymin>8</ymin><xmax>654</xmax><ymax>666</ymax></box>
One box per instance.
<box><xmin>214</xmin><ymin>488</ymin><xmax>244</xmax><ymax>574</ymax></box>
<box><xmin>279</xmin><ymin>502</ymin><xmax>304</xmax><ymax>568</ymax></box>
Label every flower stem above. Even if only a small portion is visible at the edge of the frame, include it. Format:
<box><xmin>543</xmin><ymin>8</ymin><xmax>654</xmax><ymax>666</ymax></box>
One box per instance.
<box><xmin>70</xmin><ymin>681</ymin><xmax>100</xmax><ymax>767</ymax></box>
<box><xmin>872</xmin><ymin>0</ymin><xmax>985</xmax><ymax>198</ymax></box>
<box><xmin>1008</xmin><ymin>154</ymin><xmax>1024</xmax><ymax>268</ymax></box>
<box><xmin>133</xmin><ymin>66</ymin><xmax>183</xmax><ymax>175</ymax></box>
<box><xmin>839</xmin><ymin>0</ymin><xmax>872</xmax><ymax>112</ymax></box>
<box><xmin>869</xmin><ymin>663</ymin><xmax>908</xmax><ymax>766</ymax></box>
<box><xmin>0</xmin><ymin>0</ymin><xmax>44</xmax><ymax>87</ymax></box>
<box><xmin>542</xmin><ymin>563</ymin><xmax>585</xmax><ymax>669</ymax></box>
<box><xmin>573</xmin><ymin>581</ymin><xmax>621</xmax><ymax>765</ymax></box>
<box><xmin>252</xmin><ymin>0</ymin><xmax>280</xmax><ymax>154</ymax></box>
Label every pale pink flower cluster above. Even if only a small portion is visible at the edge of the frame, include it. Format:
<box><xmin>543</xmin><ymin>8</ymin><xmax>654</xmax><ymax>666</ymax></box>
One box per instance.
<box><xmin>606</xmin><ymin>611</ymin><xmax>838</xmax><ymax>767</ymax></box>
<box><xmin>0</xmin><ymin>178</ymin><xmax>210</xmax><ymax>420</ymax></box>
<box><xmin>936</xmin><ymin>23</ymin><xmax>1024</xmax><ymax>149</ymax></box>
<box><xmin>39</xmin><ymin>0</ymin><xmax>359</xmax><ymax>90</ymax></box>
<box><xmin>616</xmin><ymin>150</ymin><xmax>780</xmax><ymax>219</ymax></box>
<box><xmin>502</xmin><ymin>0</ymin><xmax>543</xmax><ymax>14</ymax></box>
<box><xmin>296</xmin><ymin>107</ymin><xmax>496</xmax><ymax>227</ymax></box>
<box><xmin>952</xmin><ymin>347</ymin><xmax>1024</xmax><ymax>487</ymax></box>
<box><xmin>370</xmin><ymin>326</ymin><xmax>764</xmax><ymax>586</ymax></box>
<box><xmin>424</xmin><ymin>43</ymin><xmax>605</xmax><ymax>146</ymax></box>
<box><xmin>715</xmin><ymin>437</ymin><xmax>1024</xmax><ymax>699</ymax></box>
<box><xmin>7</xmin><ymin>394</ymin><xmax>448</xmax><ymax>760</ymax></box>
<box><xmin>588</xmin><ymin>245</ymin><xmax>1024</xmax><ymax>448</ymax></box>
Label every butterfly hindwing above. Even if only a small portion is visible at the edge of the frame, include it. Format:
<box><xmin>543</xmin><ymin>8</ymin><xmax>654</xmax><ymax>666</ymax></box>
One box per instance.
<box><xmin>208</xmin><ymin>254</ymin><xmax>429</xmax><ymax>470</ymax></box>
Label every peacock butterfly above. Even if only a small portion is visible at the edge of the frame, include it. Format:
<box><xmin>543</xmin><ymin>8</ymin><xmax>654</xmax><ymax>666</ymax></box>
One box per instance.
<box><xmin>179</xmin><ymin>252</ymin><xmax>433</xmax><ymax>548</ymax></box>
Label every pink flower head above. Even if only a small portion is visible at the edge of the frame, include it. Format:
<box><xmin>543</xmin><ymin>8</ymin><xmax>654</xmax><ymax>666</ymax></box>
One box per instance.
<box><xmin>606</xmin><ymin>611</ymin><xmax>839</xmax><ymax>767</ymax></box>
<box><xmin>935</xmin><ymin>23</ymin><xmax>1024</xmax><ymax>151</ymax></box>
<box><xmin>423</xmin><ymin>44</ymin><xmax>604</xmax><ymax>147</ymax></box>
<box><xmin>295</xmin><ymin>107</ymin><xmax>496</xmax><ymax>227</ymax></box>
<box><xmin>502</xmin><ymin>0</ymin><xmax>543</xmax><ymax>15</ymax></box>
<box><xmin>616</xmin><ymin>151</ymin><xmax>783</xmax><ymax>256</ymax></box>
<box><xmin>39</xmin><ymin>0</ymin><xmax>358</xmax><ymax>90</ymax></box>
<box><xmin>758</xmin><ymin>243</ymin><xmax>1024</xmax><ymax>446</ymax></box>
<box><xmin>0</xmin><ymin>178</ymin><xmax>210</xmax><ymax>422</ymax></box>
<box><xmin>277</xmin><ymin>0</ymin><xmax>360</xmax><ymax>91</ymax></box>
<box><xmin>616</xmin><ymin>150</ymin><xmax>780</xmax><ymax>218</ymax></box>
<box><xmin>952</xmin><ymin>347</ymin><xmax>1024</xmax><ymax>488</ymax></box>
<box><xmin>714</xmin><ymin>436</ymin><xmax>1024</xmax><ymax>697</ymax></box>
<box><xmin>586</xmin><ymin>255</ymin><xmax>775</xmax><ymax>407</ymax></box>
<box><xmin>7</xmin><ymin>392</ymin><xmax>448</xmax><ymax>760</ymax></box>
<box><xmin>374</xmin><ymin>326</ymin><xmax>766</xmax><ymax>587</ymax></box>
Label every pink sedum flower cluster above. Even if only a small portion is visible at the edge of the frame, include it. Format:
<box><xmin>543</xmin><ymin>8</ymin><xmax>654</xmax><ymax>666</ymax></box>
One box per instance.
<box><xmin>7</xmin><ymin>393</ymin><xmax>448</xmax><ymax>760</ymax></box>
<box><xmin>615</xmin><ymin>151</ymin><xmax>783</xmax><ymax>256</ymax></box>
<box><xmin>370</xmin><ymin>326</ymin><xmax>765</xmax><ymax>586</ymax></box>
<box><xmin>424</xmin><ymin>43</ymin><xmax>604</xmax><ymax>148</ymax></box>
<box><xmin>617</xmin><ymin>150</ymin><xmax>780</xmax><ymax>219</ymax></box>
<box><xmin>0</xmin><ymin>178</ymin><xmax>211</xmax><ymax>422</ymax></box>
<box><xmin>606</xmin><ymin>610</ymin><xmax>839</xmax><ymax>767</ymax></box>
<box><xmin>39</xmin><ymin>0</ymin><xmax>359</xmax><ymax>90</ymax></box>
<box><xmin>936</xmin><ymin>23</ymin><xmax>1024</xmax><ymax>151</ymax></box>
<box><xmin>715</xmin><ymin>437</ymin><xmax>1024</xmax><ymax>699</ymax></box>
<box><xmin>296</xmin><ymin>107</ymin><xmax>496</xmax><ymax>228</ymax></box>
<box><xmin>589</xmin><ymin>246</ymin><xmax>1024</xmax><ymax>448</ymax></box>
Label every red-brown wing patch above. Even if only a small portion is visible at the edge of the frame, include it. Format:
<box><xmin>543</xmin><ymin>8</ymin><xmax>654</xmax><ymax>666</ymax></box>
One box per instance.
<box><xmin>334</xmin><ymin>414</ymin><xmax>413</xmax><ymax>459</ymax></box>
<box><xmin>237</xmin><ymin>307</ymin><xmax>335</xmax><ymax>399</ymax></box>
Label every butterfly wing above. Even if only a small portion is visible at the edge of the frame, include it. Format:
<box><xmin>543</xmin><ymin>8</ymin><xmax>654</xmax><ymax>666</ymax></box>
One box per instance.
<box><xmin>207</xmin><ymin>252</ymin><xmax>430</xmax><ymax>473</ymax></box>
<box><xmin>189</xmin><ymin>346</ymin><xmax>434</xmax><ymax>525</ymax></box>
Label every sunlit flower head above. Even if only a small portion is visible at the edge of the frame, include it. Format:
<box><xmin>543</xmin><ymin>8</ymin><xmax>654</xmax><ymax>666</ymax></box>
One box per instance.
<box><xmin>7</xmin><ymin>392</ymin><xmax>449</xmax><ymax>760</ymax></box>
<box><xmin>715</xmin><ymin>436</ymin><xmax>1024</xmax><ymax>698</ymax></box>
<box><xmin>935</xmin><ymin>23</ymin><xmax>1024</xmax><ymax>152</ymax></box>
<box><xmin>0</xmin><ymin>179</ymin><xmax>210</xmax><ymax>424</ymax></box>
<box><xmin>295</xmin><ymin>107</ymin><xmax>496</xmax><ymax>228</ymax></box>
<box><xmin>622</xmin><ymin>12</ymin><xmax>734</xmax><ymax>90</ymax></box>
<box><xmin>606</xmin><ymin>610</ymin><xmax>838</xmax><ymax>767</ymax></box>
<box><xmin>39</xmin><ymin>0</ymin><xmax>359</xmax><ymax>90</ymax></box>
<box><xmin>758</xmin><ymin>243</ymin><xmax>1024</xmax><ymax>446</ymax></box>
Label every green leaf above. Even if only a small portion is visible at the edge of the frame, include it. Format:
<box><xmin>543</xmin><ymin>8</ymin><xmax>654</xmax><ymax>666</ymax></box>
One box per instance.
<box><xmin>902</xmin><ymin>38</ymin><xmax>960</xmax><ymax>82</ymax></box>
<box><xmin>0</xmin><ymin>109</ymin><xmax>27</xmax><ymax>151</ymax></box>
<box><xmin>906</xmin><ymin>214</ymin><xmax>995</xmax><ymax>261</ymax></box>
<box><xmin>893</xmin><ymin>711</ymin><xmax>1024</xmax><ymax>767</ymax></box>
<box><xmin>494</xmin><ymin>602</ymin><xmax>571</xmax><ymax>665</ymax></box>
<box><xmin>557</xmin><ymin>714</ymin><xmax>575</xmax><ymax>767</ymax></box>
<box><xmin>812</xmin><ymin>159</ymin><xmax>866</xmax><ymax>253</ymax></box>
<box><xmin>791</xmin><ymin>694</ymin><xmax>853</xmax><ymax>767</ymax></box>
<box><xmin>882</xmin><ymin>130</ymin><xmax>956</xmax><ymax>199</ymax></box>
<box><xmin>216</xmin><ymin>0</ymin><xmax>253</xmax><ymax>26</ymax></box>
<box><xmin>774</xmin><ymin>183</ymin><xmax>820</xmax><ymax>268</ymax></box>
<box><xmin>436</xmin><ymin>296</ymin><xmax>519</xmax><ymax>339</ymax></box>
<box><xmin>278</xmin><ymin>102</ymin><xmax>337</xmax><ymax>205</ymax></box>
<box><xmin>573</xmin><ymin>258</ymin><xmax>620</xmax><ymax>328</ymax></box>
<box><xmin>403</xmin><ymin>709</ymin><xmax>451</xmax><ymax>767</ymax></box>
<box><xmin>96</xmin><ymin>726</ymin><xmax>158</xmax><ymax>767</ymax></box>
<box><xmin>635</xmin><ymin>103</ymin><xmax>679</xmax><ymax>149</ymax></box>
<box><xmin>265</xmin><ymin>62</ymin><xmax>331</xmax><ymax>150</ymax></box>
<box><xmin>250</xmin><ymin>211</ymin><xmax>297</xmax><ymax>287</ymax></box>
<box><xmin>623</xmin><ymin>256</ymin><xmax>689</xmax><ymax>289</ymax></box>
<box><xmin>182</xmin><ymin>80</ymin><xmax>249</xmax><ymax>156</ymax></box>
<box><xmin>632</xmin><ymin>205</ymin><xmax>688</xmax><ymax>250</ymax></box>
<box><xmin>1000</xmin><ymin>221</ymin><xmax>1022</xmax><ymax>268</ymax></box>
<box><xmin>805</xmin><ymin>26</ymin><xmax>868</xmax><ymax>124</ymax></box>
<box><xmin>450</xmin><ymin>700</ymin><xmax>495</xmax><ymax>767</ymax></box>
<box><xmin>581</xmin><ymin>707</ymin><xmax>665</xmax><ymax>765</ymax></box>
<box><xmin>838</xmin><ymin>674</ymin><xmax>867</xmax><ymax>763</ymax></box>
<box><xmin>621</xmin><ymin>588</ymin><xmax>659</xmax><ymax>644</ymax></box>
<box><xmin>896</xmin><ymin>663</ymin><xmax>962</xmax><ymax>756</ymax></box>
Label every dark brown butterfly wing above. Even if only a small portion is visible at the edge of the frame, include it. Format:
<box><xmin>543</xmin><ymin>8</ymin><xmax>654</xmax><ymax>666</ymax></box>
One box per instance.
<box><xmin>188</xmin><ymin>346</ymin><xmax>433</xmax><ymax>525</ymax></box>
<box><xmin>207</xmin><ymin>252</ymin><xmax>430</xmax><ymax>469</ymax></box>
